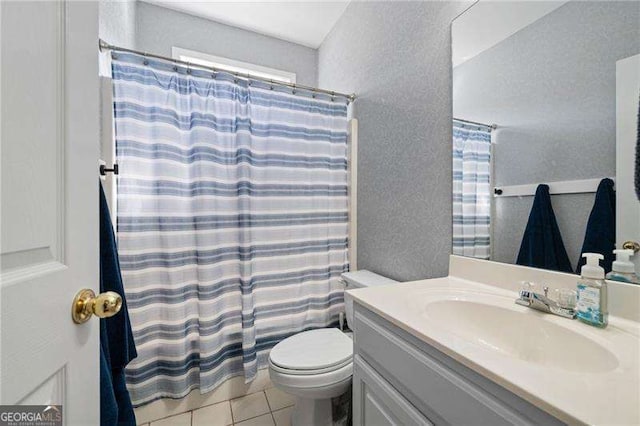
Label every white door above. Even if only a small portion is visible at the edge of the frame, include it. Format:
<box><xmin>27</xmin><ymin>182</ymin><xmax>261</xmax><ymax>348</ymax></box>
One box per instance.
<box><xmin>1</xmin><ymin>1</ymin><xmax>100</xmax><ymax>424</ymax></box>
<box><xmin>616</xmin><ymin>54</ymin><xmax>640</xmax><ymax>271</ymax></box>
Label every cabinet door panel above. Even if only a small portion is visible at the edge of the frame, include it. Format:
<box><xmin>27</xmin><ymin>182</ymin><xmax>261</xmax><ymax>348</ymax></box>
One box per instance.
<box><xmin>353</xmin><ymin>355</ymin><xmax>433</xmax><ymax>426</ymax></box>
<box><xmin>354</xmin><ymin>307</ymin><xmax>565</xmax><ymax>426</ymax></box>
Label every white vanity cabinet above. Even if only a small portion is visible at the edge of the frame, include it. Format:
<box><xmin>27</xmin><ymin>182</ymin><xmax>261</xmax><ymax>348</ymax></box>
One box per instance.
<box><xmin>352</xmin><ymin>303</ymin><xmax>565</xmax><ymax>426</ymax></box>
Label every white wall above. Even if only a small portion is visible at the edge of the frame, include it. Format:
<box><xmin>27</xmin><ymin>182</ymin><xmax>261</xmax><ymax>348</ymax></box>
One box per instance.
<box><xmin>99</xmin><ymin>0</ymin><xmax>136</xmax><ymax>49</ymax></box>
<box><xmin>135</xmin><ymin>2</ymin><xmax>318</xmax><ymax>86</ymax></box>
<box><xmin>98</xmin><ymin>2</ymin><xmax>319</xmax><ymax>86</ymax></box>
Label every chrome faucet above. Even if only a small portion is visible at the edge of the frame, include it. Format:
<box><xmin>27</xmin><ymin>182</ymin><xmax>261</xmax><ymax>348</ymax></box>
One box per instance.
<box><xmin>515</xmin><ymin>282</ymin><xmax>576</xmax><ymax>319</ymax></box>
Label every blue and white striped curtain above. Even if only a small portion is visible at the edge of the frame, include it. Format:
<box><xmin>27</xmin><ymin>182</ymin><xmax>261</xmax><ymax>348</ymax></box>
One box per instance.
<box><xmin>452</xmin><ymin>122</ymin><xmax>491</xmax><ymax>259</ymax></box>
<box><xmin>111</xmin><ymin>52</ymin><xmax>349</xmax><ymax>406</ymax></box>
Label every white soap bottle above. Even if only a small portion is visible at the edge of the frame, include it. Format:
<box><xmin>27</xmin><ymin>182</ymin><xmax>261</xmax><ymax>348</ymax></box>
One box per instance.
<box><xmin>606</xmin><ymin>249</ymin><xmax>639</xmax><ymax>284</ymax></box>
<box><xmin>576</xmin><ymin>253</ymin><xmax>608</xmax><ymax>328</ymax></box>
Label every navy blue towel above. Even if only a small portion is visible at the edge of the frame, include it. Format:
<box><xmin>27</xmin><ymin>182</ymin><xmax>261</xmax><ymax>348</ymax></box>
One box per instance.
<box><xmin>516</xmin><ymin>184</ymin><xmax>573</xmax><ymax>273</ymax></box>
<box><xmin>635</xmin><ymin>93</ymin><xmax>639</xmax><ymax>200</ymax></box>
<box><xmin>576</xmin><ymin>178</ymin><xmax>616</xmax><ymax>274</ymax></box>
<box><xmin>100</xmin><ymin>182</ymin><xmax>137</xmax><ymax>426</ymax></box>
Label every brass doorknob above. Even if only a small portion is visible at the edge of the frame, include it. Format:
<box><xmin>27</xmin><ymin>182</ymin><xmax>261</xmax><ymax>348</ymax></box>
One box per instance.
<box><xmin>622</xmin><ymin>241</ymin><xmax>640</xmax><ymax>253</ymax></box>
<box><xmin>72</xmin><ymin>289</ymin><xmax>122</xmax><ymax>324</ymax></box>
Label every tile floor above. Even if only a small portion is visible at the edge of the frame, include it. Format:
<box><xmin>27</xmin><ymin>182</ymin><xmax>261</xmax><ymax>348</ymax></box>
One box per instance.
<box><xmin>141</xmin><ymin>386</ymin><xmax>296</xmax><ymax>426</ymax></box>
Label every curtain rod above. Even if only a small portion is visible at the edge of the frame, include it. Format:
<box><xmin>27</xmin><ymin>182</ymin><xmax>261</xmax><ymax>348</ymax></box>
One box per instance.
<box><xmin>99</xmin><ymin>39</ymin><xmax>356</xmax><ymax>103</ymax></box>
<box><xmin>453</xmin><ymin>117</ymin><xmax>497</xmax><ymax>130</ymax></box>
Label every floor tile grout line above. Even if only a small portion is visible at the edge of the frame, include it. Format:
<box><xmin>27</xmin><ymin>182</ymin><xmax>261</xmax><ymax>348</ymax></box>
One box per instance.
<box><xmin>233</xmin><ymin>410</ymin><xmax>271</xmax><ymax>424</ymax></box>
<box><xmin>264</xmin><ymin>390</ymin><xmax>272</xmax><ymax>412</ymax></box>
<box><xmin>230</xmin><ymin>391</ymin><xmax>272</xmax><ymax>425</ymax></box>
<box><xmin>230</xmin><ymin>400</ymin><xmax>236</xmax><ymax>425</ymax></box>
<box><xmin>145</xmin><ymin>409</ymin><xmax>190</xmax><ymax>426</ymax></box>
<box><xmin>196</xmin><ymin>398</ymin><xmax>232</xmax><ymax>414</ymax></box>
<box><xmin>149</xmin><ymin>387</ymin><xmax>277</xmax><ymax>426</ymax></box>
<box><xmin>271</xmin><ymin>405</ymin><xmax>295</xmax><ymax>426</ymax></box>
<box><xmin>263</xmin><ymin>390</ymin><xmax>278</xmax><ymax>426</ymax></box>
<box><xmin>233</xmin><ymin>410</ymin><xmax>275</xmax><ymax>426</ymax></box>
<box><xmin>272</xmin><ymin>403</ymin><xmax>295</xmax><ymax>412</ymax></box>
<box><xmin>146</xmin><ymin>409</ymin><xmax>192</xmax><ymax>426</ymax></box>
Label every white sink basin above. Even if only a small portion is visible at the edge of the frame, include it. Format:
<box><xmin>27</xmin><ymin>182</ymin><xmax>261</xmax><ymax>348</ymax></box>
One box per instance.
<box><xmin>348</xmin><ymin>276</ymin><xmax>640</xmax><ymax>425</ymax></box>
<box><xmin>420</xmin><ymin>293</ymin><xmax>619</xmax><ymax>373</ymax></box>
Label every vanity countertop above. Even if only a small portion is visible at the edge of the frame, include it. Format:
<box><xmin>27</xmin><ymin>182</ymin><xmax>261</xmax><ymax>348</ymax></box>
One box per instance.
<box><xmin>347</xmin><ymin>275</ymin><xmax>640</xmax><ymax>426</ymax></box>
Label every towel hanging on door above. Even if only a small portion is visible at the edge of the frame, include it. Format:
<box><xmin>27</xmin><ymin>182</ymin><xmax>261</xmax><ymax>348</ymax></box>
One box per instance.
<box><xmin>516</xmin><ymin>184</ymin><xmax>573</xmax><ymax>273</ymax></box>
<box><xmin>635</xmin><ymin>95</ymin><xmax>639</xmax><ymax>200</ymax></box>
<box><xmin>100</xmin><ymin>182</ymin><xmax>138</xmax><ymax>426</ymax></box>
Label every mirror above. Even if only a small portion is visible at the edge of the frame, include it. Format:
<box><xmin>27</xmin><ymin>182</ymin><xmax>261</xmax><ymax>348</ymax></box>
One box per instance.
<box><xmin>451</xmin><ymin>1</ymin><xmax>640</xmax><ymax>274</ymax></box>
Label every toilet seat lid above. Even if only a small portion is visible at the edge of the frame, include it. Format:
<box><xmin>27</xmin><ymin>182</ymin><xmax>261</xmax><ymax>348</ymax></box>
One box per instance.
<box><xmin>269</xmin><ymin>328</ymin><xmax>353</xmax><ymax>372</ymax></box>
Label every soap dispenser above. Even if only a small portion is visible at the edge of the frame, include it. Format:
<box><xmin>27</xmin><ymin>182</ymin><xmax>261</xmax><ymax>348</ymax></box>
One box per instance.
<box><xmin>576</xmin><ymin>253</ymin><xmax>608</xmax><ymax>328</ymax></box>
<box><xmin>606</xmin><ymin>249</ymin><xmax>639</xmax><ymax>284</ymax></box>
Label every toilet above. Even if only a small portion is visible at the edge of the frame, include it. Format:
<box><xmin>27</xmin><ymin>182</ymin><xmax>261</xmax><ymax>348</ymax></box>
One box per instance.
<box><xmin>268</xmin><ymin>270</ymin><xmax>397</xmax><ymax>426</ymax></box>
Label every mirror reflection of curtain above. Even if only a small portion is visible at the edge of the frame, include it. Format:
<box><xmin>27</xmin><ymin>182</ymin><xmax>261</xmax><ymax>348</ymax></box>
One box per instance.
<box><xmin>452</xmin><ymin>122</ymin><xmax>491</xmax><ymax>259</ymax></box>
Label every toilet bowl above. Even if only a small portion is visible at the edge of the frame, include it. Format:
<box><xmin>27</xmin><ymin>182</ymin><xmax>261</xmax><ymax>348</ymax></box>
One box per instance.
<box><xmin>269</xmin><ymin>328</ymin><xmax>352</xmax><ymax>426</ymax></box>
<box><xmin>268</xmin><ymin>271</ymin><xmax>397</xmax><ymax>426</ymax></box>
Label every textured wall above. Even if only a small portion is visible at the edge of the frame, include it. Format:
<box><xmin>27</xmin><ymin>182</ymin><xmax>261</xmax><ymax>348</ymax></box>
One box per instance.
<box><xmin>319</xmin><ymin>1</ymin><xmax>470</xmax><ymax>281</ymax></box>
<box><xmin>99</xmin><ymin>0</ymin><xmax>137</xmax><ymax>49</ymax></box>
<box><xmin>136</xmin><ymin>2</ymin><xmax>318</xmax><ymax>86</ymax></box>
<box><xmin>453</xmin><ymin>1</ymin><xmax>640</xmax><ymax>268</ymax></box>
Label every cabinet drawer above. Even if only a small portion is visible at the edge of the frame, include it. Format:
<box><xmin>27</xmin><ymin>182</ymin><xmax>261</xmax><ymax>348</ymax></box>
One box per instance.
<box><xmin>354</xmin><ymin>306</ymin><xmax>564</xmax><ymax>426</ymax></box>
<box><xmin>353</xmin><ymin>355</ymin><xmax>433</xmax><ymax>426</ymax></box>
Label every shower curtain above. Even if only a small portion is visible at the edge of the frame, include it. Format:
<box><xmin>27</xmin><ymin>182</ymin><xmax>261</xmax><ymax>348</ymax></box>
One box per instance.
<box><xmin>452</xmin><ymin>122</ymin><xmax>491</xmax><ymax>259</ymax></box>
<box><xmin>111</xmin><ymin>52</ymin><xmax>349</xmax><ymax>406</ymax></box>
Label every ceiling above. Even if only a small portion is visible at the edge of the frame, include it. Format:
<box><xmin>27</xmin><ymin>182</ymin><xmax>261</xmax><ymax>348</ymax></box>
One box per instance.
<box><xmin>140</xmin><ymin>0</ymin><xmax>351</xmax><ymax>49</ymax></box>
<box><xmin>452</xmin><ymin>1</ymin><xmax>568</xmax><ymax>67</ymax></box>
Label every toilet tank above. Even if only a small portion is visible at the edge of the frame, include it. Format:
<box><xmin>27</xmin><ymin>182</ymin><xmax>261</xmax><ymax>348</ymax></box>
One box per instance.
<box><xmin>342</xmin><ymin>270</ymin><xmax>398</xmax><ymax>329</ymax></box>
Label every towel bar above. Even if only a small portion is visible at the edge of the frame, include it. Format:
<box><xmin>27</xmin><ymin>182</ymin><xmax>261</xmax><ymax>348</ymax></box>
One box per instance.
<box><xmin>494</xmin><ymin>177</ymin><xmax>614</xmax><ymax>198</ymax></box>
